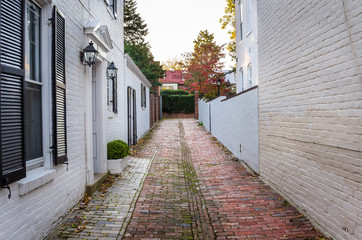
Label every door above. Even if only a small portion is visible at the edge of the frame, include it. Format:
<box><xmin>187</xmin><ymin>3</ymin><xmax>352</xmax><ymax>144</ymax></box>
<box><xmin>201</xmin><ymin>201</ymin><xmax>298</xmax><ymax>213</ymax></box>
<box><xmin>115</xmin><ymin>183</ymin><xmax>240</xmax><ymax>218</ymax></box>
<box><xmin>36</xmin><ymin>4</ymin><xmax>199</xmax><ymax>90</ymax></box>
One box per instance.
<box><xmin>127</xmin><ymin>87</ymin><xmax>132</xmax><ymax>146</ymax></box>
<box><xmin>132</xmin><ymin>89</ymin><xmax>137</xmax><ymax>145</ymax></box>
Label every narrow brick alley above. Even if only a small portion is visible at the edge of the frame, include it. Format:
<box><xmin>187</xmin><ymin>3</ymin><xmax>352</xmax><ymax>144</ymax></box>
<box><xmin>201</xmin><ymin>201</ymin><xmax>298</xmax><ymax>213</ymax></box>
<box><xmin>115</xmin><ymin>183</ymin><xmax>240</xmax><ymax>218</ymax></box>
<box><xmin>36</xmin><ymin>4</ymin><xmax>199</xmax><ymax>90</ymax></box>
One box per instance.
<box><xmin>48</xmin><ymin>119</ymin><xmax>327</xmax><ymax>240</ymax></box>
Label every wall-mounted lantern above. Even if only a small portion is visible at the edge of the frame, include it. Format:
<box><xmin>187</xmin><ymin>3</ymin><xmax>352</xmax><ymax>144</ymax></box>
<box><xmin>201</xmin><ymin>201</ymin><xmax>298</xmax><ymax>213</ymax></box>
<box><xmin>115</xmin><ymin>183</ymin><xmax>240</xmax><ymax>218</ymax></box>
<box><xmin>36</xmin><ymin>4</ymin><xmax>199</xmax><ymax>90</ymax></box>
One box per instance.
<box><xmin>216</xmin><ymin>78</ymin><xmax>221</xmax><ymax>96</ymax></box>
<box><xmin>107</xmin><ymin>61</ymin><xmax>118</xmax><ymax>78</ymax></box>
<box><xmin>81</xmin><ymin>41</ymin><xmax>98</xmax><ymax>66</ymax></box>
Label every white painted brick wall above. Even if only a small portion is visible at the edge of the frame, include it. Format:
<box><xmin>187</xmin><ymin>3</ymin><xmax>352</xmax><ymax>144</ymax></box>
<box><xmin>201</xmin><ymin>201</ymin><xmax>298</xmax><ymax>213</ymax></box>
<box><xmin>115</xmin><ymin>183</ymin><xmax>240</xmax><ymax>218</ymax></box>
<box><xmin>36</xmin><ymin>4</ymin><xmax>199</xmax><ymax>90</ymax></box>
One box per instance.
<box><xmin>124</xmin><ymin>55</ymin><xmax>151</xmax><ymax>141</ymax></box>
<box><xmin>258</xmin><ymin>0</ymin><xmax>361</xmax><ymax>239</ymax></box>
<box><xmin>0</xmin><ymin>1</ymin><xmax>125</xmax><ymax>240</ymax></box>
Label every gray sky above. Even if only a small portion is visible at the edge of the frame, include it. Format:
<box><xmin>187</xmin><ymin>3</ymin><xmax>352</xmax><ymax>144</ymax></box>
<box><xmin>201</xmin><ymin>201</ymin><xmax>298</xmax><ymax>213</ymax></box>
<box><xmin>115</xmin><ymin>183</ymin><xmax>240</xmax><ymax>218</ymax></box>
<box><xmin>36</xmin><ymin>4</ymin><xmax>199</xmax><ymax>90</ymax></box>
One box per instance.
<box><xmin>136</xmin><ymin>0</ymin><xmax>234</xmax><ymax>69</ymax></box>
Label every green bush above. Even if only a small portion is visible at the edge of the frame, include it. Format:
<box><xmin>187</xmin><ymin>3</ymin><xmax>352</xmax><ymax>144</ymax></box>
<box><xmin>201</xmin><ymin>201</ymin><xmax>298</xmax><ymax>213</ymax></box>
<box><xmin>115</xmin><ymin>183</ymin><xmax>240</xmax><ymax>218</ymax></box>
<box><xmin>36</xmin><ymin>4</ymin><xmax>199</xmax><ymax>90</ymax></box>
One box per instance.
<box><xmin>107</xmin><ymin>140</ymin><xmax>129</xmax><ymax>159</ymax></box>
<box><xmin>162</xmin><ymin>94</ymin><xmax>195</xmax><ymax>113</ymax></box>
<box><xmin>161</xmin><ymin>89</ymin><xmax>190</xmax><ymax>96</ymax></box>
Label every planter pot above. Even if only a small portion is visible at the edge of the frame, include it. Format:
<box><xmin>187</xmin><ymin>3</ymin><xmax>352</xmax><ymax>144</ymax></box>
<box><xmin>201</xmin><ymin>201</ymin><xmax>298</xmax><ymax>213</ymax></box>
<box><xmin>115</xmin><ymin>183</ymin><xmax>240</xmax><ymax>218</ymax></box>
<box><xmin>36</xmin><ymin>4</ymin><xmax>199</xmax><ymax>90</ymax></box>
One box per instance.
<box><xmin>107</xmin><ymin>158</ymin><xmax>129</xmax><ymax>174</ymax></box>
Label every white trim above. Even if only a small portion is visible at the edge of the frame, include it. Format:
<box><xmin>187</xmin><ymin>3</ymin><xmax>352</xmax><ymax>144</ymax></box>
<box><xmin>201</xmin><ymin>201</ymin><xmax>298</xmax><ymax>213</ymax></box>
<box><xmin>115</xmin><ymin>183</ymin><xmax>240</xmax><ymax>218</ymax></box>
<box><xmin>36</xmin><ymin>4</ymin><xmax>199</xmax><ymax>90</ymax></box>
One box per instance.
<box><xmin>18</xmin><ymin>168</ymin><xmax>56</xmax><ymax>196</ymax></box>
<box><xmin>84</xmin><ymin>20</ymin><xmax>113</xmax><ymax>53</ymax></box>
<box><xmin>125</xmin><ymin>54</ymin><xmax>152</xmax><ymax>88</ymax></box>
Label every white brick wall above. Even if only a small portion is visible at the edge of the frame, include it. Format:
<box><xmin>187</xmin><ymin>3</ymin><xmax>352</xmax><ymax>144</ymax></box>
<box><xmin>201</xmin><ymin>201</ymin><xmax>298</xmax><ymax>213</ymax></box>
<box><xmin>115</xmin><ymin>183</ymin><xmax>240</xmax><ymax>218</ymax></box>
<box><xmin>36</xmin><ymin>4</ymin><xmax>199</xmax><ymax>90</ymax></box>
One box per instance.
<box><xmin>258</xmin><ymin>0</ymin><xmax>361</xmax><ymax>239</ymax></box>
<box><xmin>124</xmin><ymin>55</ymin><xmax>152</xmax><ymax>140</ymax></box>
<box><xmin>0</xmin><ymin>0</ymin><xmax>125</xmax><ymax>239</ymax></box>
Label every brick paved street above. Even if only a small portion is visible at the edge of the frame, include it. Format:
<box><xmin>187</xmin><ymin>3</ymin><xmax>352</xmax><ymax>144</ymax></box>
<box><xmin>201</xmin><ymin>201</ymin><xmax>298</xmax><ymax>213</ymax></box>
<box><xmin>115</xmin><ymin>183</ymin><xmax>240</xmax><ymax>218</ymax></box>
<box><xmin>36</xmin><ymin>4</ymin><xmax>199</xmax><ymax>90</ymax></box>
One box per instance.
<box><xmin>48</xmin><ymin>119</ymin><xmax>327</xmax><ymax>240</ymax></box>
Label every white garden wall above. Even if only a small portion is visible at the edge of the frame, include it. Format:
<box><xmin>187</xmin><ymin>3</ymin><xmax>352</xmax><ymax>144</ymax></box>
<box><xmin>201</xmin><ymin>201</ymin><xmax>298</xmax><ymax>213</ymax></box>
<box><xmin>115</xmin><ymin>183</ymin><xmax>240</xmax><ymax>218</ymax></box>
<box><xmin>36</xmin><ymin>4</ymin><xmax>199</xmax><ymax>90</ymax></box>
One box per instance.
<box><xmin>198</xmin><ymin>88</ymin><xmax>259</xmax><ymax>173</ymax></box>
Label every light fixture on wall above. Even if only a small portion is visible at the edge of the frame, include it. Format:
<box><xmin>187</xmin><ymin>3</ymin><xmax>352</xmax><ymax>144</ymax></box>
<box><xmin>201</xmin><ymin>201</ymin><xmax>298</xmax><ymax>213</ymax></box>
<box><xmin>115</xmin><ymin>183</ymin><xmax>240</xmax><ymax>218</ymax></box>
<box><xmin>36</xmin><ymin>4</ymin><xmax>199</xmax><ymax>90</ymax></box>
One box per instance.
<box><xmin>107</xmin><ymin>61</ymin><xmax>118</xmax><ymax>78</ymax></box>
<box><xmin>81</xmin><ymin>41</ymin><xmax>98</xmax><ymax>66</ymax></box>
<box><xmin>216</xmin><ymin>78</ymin><xmax>221</xmax><ymax>96</ymax></box>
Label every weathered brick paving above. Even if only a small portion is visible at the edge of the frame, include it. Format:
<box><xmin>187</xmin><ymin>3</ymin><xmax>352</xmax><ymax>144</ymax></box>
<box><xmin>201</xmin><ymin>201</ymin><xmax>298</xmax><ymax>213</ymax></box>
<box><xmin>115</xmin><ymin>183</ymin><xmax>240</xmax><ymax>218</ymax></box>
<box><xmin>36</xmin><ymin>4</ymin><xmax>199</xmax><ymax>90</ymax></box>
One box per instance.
<box><xmin>47</xmin><ymin>119</ymin><xmax>328</xmax><ymax>240</ymax></box>
<box><xmin>46</xmin><ymin>157</ymin><xmax>153</xmax><ymax>240</ymax></box>
<box><xmin>182</xmin><ymin>119</ymin><xmax>326</xmax><ymax>240</ymax></box>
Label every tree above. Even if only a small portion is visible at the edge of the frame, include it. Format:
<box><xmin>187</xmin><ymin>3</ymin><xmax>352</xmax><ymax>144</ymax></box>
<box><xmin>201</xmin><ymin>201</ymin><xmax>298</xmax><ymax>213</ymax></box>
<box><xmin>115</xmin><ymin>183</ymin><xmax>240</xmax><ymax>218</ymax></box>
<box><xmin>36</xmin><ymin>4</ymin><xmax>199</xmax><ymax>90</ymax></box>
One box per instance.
<box><xmin>183</xmin><ymin>30</ymin><xmax>227</xmax><ymax>99</ymax></box>
<box><xmin>124</xmin><ymin>42</ymin><xmax>164</xmax><ymax>86</ymax></box>
<box><xmin>124</xmin><ymin>0</ymin><xmax>165</xmax><ymax>87</ymax></box>
<box><xmin>220</xmin><ymin>0</ymin><xmax>236</xmax><ymax>64</ymax></box>
<box><xmin>124</xmin><ymin>0</ymin><xmax>148</xmax><ymax>44</ymax></box>
<box><xmin>162</xmin><ymin>56</ymin><xmax>186</xmax><ymax>70</ymax></box>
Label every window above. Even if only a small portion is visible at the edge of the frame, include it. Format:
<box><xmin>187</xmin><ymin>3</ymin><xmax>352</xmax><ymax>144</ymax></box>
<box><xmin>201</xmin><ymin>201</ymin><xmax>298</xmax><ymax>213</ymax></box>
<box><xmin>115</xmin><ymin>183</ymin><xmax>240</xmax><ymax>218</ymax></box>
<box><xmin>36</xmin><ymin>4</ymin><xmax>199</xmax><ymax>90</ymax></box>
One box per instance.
<box><xmin>107</xmin><ymin>75</ymin><xmax>117</xmax><ymax>113</ymax></box>
<box><xmin>141</xmin><ymin>84</ymin><xmax>146</xmax><ymax>108</ymax></box>
<box><xmin>239</xmin><ymin>1</ymin><xmax>243</xmax><ymax>41</ymax></box>
<box><xmin>240</xmin><ymin>68</ymin><xmax>244</xmax><ymax>91</ymax></box>
<box><xmin>247</xmin><ymin>64</ymin><xmax>252</xmax><ymax>88</ymax></box>
<box><xmin>246</xmin><ymin>0</ymin><xmax>252</xmax><ymax>34</ymax></box>
<box><xmin>109</xmin><ymin>0</ymin><xmax>117</xmax><ymax>18</ymax></box>
<box><xmin>25</xmin><ymin>1</ymin><xmax>43</xmax><ymax>166</ymax></box>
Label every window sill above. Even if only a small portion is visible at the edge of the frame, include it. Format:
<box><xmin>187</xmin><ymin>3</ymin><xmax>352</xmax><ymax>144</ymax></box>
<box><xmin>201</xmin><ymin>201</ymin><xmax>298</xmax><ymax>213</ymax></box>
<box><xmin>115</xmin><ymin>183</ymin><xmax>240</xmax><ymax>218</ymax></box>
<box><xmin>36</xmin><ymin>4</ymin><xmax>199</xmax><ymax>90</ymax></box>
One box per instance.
<box><xmin>18</xmin><ymin>168</ymin><xmax>56</xmax><ymax>196</ymax></box>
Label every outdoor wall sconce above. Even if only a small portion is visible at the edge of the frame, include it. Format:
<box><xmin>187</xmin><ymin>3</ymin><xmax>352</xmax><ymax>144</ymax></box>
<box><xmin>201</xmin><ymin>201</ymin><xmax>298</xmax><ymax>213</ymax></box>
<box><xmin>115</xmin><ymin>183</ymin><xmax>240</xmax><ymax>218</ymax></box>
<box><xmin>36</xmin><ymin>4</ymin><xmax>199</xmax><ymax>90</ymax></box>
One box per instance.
<box><xmin>107</xmin><ymin>61</ymin><xmax>118</xmax><ymax>78</ymax></box>
<box><xmin>216</xmin><ymin>78</ymin><xmax>221</xmax><ymax>96</ymax></box>
<box><xmin>81</xmin><ymin>41</ymin><xmax>98</xmax><ymax>66</ymax></box>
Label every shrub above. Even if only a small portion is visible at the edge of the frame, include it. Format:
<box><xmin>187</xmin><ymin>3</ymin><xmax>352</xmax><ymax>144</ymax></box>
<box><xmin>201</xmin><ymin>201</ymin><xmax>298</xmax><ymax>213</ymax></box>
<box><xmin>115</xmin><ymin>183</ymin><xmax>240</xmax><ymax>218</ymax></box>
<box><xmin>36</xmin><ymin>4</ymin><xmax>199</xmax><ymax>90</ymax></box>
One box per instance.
<box><xmin>162</xmin><ymin>94</ymin><xmax>195</xmax><ymax>113</ymax></box>
<box><xmin>161</xmin><ymin>89</ymin><xmax>190</xmax><ymax>96</ymax></box>
<box><xmin>107</xmin><ymin>140</ymin><xmax>129</xmax><ymax>159</ymax></box>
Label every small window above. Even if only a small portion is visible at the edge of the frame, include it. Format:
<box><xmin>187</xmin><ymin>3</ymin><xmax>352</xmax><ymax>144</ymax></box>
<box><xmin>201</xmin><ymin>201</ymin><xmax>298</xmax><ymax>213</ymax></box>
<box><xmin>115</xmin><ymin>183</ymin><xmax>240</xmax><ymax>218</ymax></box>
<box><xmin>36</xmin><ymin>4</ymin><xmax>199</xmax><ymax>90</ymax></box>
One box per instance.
<box><xmin>239</xmin><ymin>1</ymin><xmax>243</xmax><ymax>41</ymax></box>
<box><xmin>247</xmin><ymin>64</ymin><xmax>252</xmax><ymax>88</ymax></box>
<box><xmin>240</xmin><ymin>68</ymin><xmax>244</xmax><ymax>91</ymax></box>
<box><xmin>141</xmin><ymin>83</ymin><xmax>146</xmax><ymax>108</ymax></box>
<box><xmin>107</xmin><ymin>76</ymin><xmax>117</xmax><ymax>113</ymax></box>
<box><xmin>246</xmin><ymin>0</ymin><xmax>252</xmax><ymax>34</ymax></box>
<box><xmin>109</xmin><ymin>0</ymin><xmax>117</xmax><ymax>18</ymax></box>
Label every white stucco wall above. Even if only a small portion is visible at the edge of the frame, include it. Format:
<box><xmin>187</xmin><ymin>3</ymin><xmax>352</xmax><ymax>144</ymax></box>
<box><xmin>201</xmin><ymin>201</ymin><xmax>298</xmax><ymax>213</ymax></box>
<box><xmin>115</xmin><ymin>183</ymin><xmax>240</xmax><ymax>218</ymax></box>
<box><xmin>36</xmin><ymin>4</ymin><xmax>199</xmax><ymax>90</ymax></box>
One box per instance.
<box><xmin>258</xmin><ymin>1</ymin><xmax>362</xmax><ymax>239</ymax></box>
<box><xmin>0</xmin><ymin>1</ymin><xmax>125</xmax><ymax>240</ymax></box>
<box><xmin>198</xmin><ymin>90</ymin><xmax>259</xmax><ymax>173</ymax></box>
<box><xmin>198</xmin><ymin>99</ymin><xmax>211</xmax><ymax>132</ymax></box>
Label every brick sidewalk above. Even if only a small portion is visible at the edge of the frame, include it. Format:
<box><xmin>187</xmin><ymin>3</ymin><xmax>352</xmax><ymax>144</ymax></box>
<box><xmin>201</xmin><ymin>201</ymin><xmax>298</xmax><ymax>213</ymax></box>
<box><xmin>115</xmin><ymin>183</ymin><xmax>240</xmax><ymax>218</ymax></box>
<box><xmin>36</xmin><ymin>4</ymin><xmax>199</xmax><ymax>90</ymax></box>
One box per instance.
<box><xmin>47</xmin><ymin>119</ymin><xmax>327</xmax><ymax>240</ymax></box>
<box><xmin>123</xmin><ymin>119</ymin><xmax>326</xmax><ymax>240</ymax></box>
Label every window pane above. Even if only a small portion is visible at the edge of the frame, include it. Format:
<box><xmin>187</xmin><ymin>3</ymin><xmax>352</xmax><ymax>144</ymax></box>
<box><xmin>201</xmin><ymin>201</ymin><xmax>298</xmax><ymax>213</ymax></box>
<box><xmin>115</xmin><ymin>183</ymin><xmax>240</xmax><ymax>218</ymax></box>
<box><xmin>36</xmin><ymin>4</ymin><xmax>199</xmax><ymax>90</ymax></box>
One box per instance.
<box><xmin>25</xmin><ymin>82</ymin><xmax>43</xmax><ymax>160</ymax></box>
<box><xmin>25</xmin><ymin>2</ymin><xmax>41</xmax><ymax>82</ymax></box>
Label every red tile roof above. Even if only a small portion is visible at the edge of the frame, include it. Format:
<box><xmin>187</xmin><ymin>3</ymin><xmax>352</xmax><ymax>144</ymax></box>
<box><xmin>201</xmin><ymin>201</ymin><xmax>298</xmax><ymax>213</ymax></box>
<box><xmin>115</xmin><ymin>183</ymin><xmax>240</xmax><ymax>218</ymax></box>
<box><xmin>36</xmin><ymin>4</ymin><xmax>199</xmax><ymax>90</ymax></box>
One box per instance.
<box><xmin>159</xmin><ymin>70</ymin><xmax>187</xmax><ymax>85</ymax></box>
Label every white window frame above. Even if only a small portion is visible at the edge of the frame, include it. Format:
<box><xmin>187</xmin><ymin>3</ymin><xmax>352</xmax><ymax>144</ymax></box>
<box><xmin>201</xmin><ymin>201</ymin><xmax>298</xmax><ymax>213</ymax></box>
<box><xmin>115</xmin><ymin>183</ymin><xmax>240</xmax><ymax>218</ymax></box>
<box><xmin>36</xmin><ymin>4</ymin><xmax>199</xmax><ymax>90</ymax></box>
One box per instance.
<box><xmin>247</xmin><ymin>64</ymin><xmax>252</xmax><ymax>88</ymax></box>
<box><xmin>24</xmin><ymin>1</ymin><xmax>52</xmax><ymax>172</ymax></box>
<box><xmin>239</xmin><ymin>0</ymin><xmax>243</xmax><ymax>42</ymax></box>
<box><xmin>240</xmin><ymin>68</ymin><xmax>244</xmax><ymax>92</ymax></box>
<box><xmin>246</xmin><ymin>0</ymin><xmax>252</xmax><ymax>35</ymax></box>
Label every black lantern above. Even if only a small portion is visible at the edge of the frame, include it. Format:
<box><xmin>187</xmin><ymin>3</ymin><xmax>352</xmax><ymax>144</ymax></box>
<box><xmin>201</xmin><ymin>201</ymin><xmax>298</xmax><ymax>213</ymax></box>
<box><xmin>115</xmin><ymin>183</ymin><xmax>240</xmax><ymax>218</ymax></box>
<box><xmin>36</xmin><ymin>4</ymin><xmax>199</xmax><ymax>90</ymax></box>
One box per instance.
<box><xmin>82</xmin><ymin>41</ymin><xmax>98</xmax><ymax>66</ymax></box>
<box><xmin>107</xmin><ymin>62</ymin><xmax>118</xmax><ymax>78</ymax></box>
<box><xmin>216</xmin><ymin>78</ymin><xmax>221</xmax><ymax>96</ymax></box>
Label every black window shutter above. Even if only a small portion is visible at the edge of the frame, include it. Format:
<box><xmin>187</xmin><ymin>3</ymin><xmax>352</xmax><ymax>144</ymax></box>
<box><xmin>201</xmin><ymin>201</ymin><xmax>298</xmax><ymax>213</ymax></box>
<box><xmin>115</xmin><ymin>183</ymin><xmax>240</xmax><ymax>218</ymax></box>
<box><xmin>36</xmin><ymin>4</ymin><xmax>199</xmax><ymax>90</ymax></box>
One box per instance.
<box><xmin>113</xmin><ymin>78</ymin><xmax>117</xmax><ymax>113</ymax></box>
<box><xmin>0</xmin><ymin>0</ymin><xmax>26</xmax><ymax>187</ymax></box>
<box><xmin>52</xmin><ymin>6</ymin><xmax>67</xmax><ymax>165</ymax></box>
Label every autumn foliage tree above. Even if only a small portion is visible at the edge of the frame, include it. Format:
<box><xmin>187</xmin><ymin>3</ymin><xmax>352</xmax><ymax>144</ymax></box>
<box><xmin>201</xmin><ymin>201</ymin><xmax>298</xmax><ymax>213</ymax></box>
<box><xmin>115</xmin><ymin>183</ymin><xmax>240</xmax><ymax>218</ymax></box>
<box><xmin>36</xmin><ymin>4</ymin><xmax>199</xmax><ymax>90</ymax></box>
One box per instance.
<box><xmin>184</xmin><ymin>30</ymin><xmax>227</xmax><ymax>99</ymax></box>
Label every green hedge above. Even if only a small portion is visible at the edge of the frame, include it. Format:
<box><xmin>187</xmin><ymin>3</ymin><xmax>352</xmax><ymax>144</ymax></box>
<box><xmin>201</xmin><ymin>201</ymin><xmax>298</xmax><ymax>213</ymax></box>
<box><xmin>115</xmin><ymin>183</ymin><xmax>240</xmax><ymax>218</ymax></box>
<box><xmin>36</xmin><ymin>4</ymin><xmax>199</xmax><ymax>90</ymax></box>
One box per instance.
<box><xmin>162</xmin><ymin>94</ymin><xmax>195</xmax><ymax>113</ymax></box>
<box><xmin>107</xmin><ymin>140</ymin><xmax>129</xmax><ymax>159</ymax></box>
<box><xmin>161</xmin><ymin>89</ymin><xmax>190</xmax><ymax>96</ymax></box>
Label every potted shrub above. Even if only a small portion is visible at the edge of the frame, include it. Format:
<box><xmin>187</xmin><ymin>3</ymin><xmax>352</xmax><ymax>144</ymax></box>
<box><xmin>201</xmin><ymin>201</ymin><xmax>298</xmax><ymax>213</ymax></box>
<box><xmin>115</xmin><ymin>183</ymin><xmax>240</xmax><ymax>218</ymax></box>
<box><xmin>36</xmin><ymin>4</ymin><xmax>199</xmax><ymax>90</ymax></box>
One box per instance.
<box><xmin>107</xmin><ymin>140</ymin><xmax>130</xmax><ymax>174</ymax></box>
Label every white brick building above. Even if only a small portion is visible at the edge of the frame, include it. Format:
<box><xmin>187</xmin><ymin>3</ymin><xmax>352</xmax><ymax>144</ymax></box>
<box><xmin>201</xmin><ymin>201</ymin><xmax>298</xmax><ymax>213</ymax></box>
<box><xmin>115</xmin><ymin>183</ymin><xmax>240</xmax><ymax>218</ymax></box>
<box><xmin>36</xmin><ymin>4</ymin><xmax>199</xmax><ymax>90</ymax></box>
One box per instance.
<box><xmin>0</xmin><ymin>1</ymin><xmax>151</xmax><ymax>239</ymax></box>
<box><xmin>235</xmin><ymin>0</ymin><xmax>258</xmax><ymax>93</ymax></box>
<box><xmin>256</xmin><ymin>1</ymin><xmax>362</xmax><ymax>239</ymax></box>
